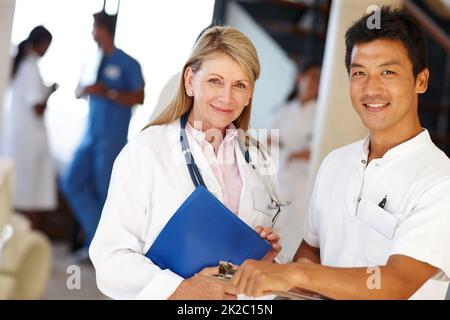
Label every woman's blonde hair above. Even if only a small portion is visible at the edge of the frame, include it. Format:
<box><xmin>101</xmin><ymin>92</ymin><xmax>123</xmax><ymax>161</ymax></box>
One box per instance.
<box><xmin>146</xmin><ymin>26</ymin><xmax>260</xmax><ymax>131</ymax></box>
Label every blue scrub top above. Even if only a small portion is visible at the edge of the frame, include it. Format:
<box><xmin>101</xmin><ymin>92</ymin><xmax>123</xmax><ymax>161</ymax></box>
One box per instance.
<box><xmin>87</xmin><ymin>48</ymin><xmax>144</xmax><ymax>140</ymax></box>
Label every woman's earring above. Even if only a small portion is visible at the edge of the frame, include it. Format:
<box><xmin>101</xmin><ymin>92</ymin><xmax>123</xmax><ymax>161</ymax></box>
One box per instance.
<box><xmin>189</xmin><ymin>91</ymin><xmax>193</xmax><ymax>96</ymax></box>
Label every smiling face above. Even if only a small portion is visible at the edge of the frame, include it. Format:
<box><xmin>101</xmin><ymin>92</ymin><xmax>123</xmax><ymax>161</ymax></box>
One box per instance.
<box><xmin>184</xmin><ymin>54</ymin><xmax>252</xmax><ymax>132</ymax></box>
<box><xmin>349</xmin><ymin>38</ymin><xmax>428</xmax><ymax>136</ymax></box>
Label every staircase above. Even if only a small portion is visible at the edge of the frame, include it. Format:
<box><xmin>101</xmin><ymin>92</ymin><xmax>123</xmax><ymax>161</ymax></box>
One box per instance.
<box><xmin>407</xmin><ymin>0</ymin><xmax>450</xmax><ymax>156</ymax></box>
<box><xmin>235</xmin><ymin>0</ymin><xmax>331</xmax><ymax>65</ymax></box>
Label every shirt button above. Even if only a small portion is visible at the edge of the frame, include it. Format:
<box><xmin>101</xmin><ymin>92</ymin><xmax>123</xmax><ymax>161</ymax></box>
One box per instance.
<box><xmin>361</xmin><ymin>159</ymin><xmax>366</xmax><ymax>164</ymax></box>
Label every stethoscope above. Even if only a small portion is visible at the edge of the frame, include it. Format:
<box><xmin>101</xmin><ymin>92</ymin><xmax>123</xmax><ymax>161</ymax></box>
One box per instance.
<box><xmin>179</xmin><ymin>112</ymin><xmax>289</xmax><ymax>227</ymax></box>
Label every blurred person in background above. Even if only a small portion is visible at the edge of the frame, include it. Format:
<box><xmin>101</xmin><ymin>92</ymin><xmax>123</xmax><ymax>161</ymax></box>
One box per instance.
<box><xmin>269</xmin><ymin>61</ymin><xmax>321</xmax><ymax>260</ymax></box>
<box><xmin>60</xmin><ymin>11</ymin><xmax>145</xmax><ymax>258</ymax></box>
<box><xmin>2</xmin><ymin>25</ymin><xmax>58</xmax><ymax>228</ymax></box>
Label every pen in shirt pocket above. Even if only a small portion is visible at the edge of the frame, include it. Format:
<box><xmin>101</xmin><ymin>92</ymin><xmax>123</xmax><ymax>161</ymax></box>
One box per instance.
<box><xmin>378</xmin><ymin>195</ymin><xmax>388</xmax><ymax>209</ymax></box>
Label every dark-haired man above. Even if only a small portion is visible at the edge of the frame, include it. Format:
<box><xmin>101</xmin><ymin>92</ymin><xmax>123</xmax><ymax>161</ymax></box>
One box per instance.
<box><xmin>61</xmin><ymin>11</ymin><xmax>145</xmax><ymax>253</ymax></box>
<box><xmin>232</xmin><ymin>6</ymin><xmax>450</xmax><ymax>299</ymax></box>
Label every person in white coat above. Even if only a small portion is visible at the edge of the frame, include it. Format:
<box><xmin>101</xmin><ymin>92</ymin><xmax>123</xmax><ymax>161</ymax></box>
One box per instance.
<box><xmin>232</xmin><ymin>7</ymin><xmax>450</xmax><ymax>300</ymax></box>
<box><xmin>270</xmin><ymin>61</ymin><xmax>321</xmax><ymax>260</ymax></box>
<box><xmin>2</xmin><ymin>26</ymin><xmax>58</xmax><ymax>227</ymax></box>
<box><xmin>90</xmin><ymin>26</ymin><xmax>297</xmax><ymax>300</ymax></box>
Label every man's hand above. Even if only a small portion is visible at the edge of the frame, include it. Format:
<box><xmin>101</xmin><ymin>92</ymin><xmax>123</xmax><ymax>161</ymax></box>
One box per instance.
<box><xmin>79</xmin><ymin>83</ymin><xmax>144</xmax><ymax>107</ymax></box>
<box><xmin>82</xmin><ymin>83</ymin><xmax>108</xmax><ymax>97</ymax></box>
<box><xmin>254</xmin><ymin>225</ymin><xmax>281</xmax><ymax>262</ymax></box>
<box><xmin>168</xmin><ymin>267</ymin><xmax>238</xmax><ymax>300</ymax></box>
<box><xmin>231</xmin><ymin>260</ymin><xmax>302</xmax><ymax>297</ymax></box>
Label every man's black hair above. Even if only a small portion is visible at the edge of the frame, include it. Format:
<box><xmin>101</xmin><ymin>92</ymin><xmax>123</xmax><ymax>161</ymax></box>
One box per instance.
<box><xmin>93</xmin><ymin>11</ymin><xmax>116</xmax><ymax>37</ymax></box>
<box><xmin>345</xmin><ymin>6</ymin><xmax>427</xmax><ymax>78</ymax></box>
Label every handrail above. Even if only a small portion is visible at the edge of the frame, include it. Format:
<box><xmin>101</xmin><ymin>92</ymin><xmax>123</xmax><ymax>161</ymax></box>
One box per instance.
<box><xmin>261</xmin><ymin>19</ymin><xmax>326</xmax><ymax>38</ymax></box>
<box><xmin>404</xmin><ymin>0</ymin><xmax>450</xmax><ymax>54</ymax></box>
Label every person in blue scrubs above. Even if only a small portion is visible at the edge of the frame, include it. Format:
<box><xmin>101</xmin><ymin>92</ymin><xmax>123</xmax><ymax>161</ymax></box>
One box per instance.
<box><xmin>61</xmin><ymin>11</ymin><xmax>145</xmax><ymax>251</ymax></box>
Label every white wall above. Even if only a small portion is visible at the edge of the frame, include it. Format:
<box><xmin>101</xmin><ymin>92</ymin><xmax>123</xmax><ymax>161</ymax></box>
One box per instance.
<box><xmin>115</xmin><ymin>0</ymin><xmax>216</xmax><ymax>137</ymax></box>
<box><xmin>225</xmin><ymin>1</ymin><xmax>297</xmax><ymax>129</ymax></box>
<box><xmin>3</xmin><ymin>0</ymin><xmax>214</xmax><ymax>171</ymax></box>
<box><xmin>0</xmin><ymin>0</ymin><xmax>16</xmax><ymax>148</ymax></box>
<box><xmin>7</xmin><ymin>0</ymin><xmax>106</xmax><ymax>172</ymax></box>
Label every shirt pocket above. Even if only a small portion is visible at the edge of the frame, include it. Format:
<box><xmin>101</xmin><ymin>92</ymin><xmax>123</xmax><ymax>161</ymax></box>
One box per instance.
<box><xmin>359</xmin><ymin>200</ymin><xmax>398</xmax><ymax>264</ymax></box>
<box><xmin>103</xmin><ymin>64</ymin><xmax>122</xmax><ymax>81</ymax></box>
<box><xmin>252</xmin><ymin>187</ymin><xmax>278</xmax><ymax>218</ymax></box>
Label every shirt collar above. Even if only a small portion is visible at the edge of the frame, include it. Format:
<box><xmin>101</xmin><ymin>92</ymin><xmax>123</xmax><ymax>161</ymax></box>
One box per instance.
<box><xmin>104</xmin><ymin>47</ymin><xmax>119</xmax><ymax>58</ymax></box>
<box><xmin>358</xmin><ymin>129</ymin><xmax>432</xmax><ymax>164</ymax></box>
<box><xmin>186</xmin><ymin>122</ymin><xmax>238</xmax><ymax>145</ymax></box>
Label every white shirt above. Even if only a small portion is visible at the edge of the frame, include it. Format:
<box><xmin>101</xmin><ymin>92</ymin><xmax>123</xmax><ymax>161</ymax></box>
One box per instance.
<box><xmin>186</xmin><ymin>123</ymin><xmax>242</xmax><ymax>214</ymax></box>
<box><xmin>304</xmin><ymin>130</ymin><xmax>450</xmax><ymax>294</ymax></box>
<box><xmin>89</xmin><ymin>120</ymin><xmax>294</xmax><ymax>300</ymax></box>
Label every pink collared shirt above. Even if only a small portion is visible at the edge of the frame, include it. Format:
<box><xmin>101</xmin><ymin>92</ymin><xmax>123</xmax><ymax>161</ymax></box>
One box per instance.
<box><xmin>186</xmin><ymin>123</ymin><xmax>242</xmax><ymax>214</ymax></box>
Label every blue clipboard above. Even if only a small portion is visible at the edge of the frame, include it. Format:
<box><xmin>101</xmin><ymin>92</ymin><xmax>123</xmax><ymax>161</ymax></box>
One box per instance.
<box><xmin>146</xmin><ymin>185</ymin><xmax>271</xmax><ymax>278</ymax></box>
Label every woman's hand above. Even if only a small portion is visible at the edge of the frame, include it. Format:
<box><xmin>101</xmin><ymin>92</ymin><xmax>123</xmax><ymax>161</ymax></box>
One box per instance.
<box><xmin>34</xmin><ymin>103</ymin><xmax>46</xmax><ymax>117</ymax></box>
<box><xmin>168</xmin><ymin>267</ymin><xmax>238</xmax><ymax>300</ymax></box>
<box><xmin>254</xmin><ymin>225</ymin><xmax>281</xmax><ymax>262</ymax></box>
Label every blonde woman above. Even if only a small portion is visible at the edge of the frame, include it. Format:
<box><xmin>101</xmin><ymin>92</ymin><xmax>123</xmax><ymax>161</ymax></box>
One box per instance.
<box><xmin>90</xmin><ymin>26</ymin><xmax>294</xmax><ymax>300</ymax></box>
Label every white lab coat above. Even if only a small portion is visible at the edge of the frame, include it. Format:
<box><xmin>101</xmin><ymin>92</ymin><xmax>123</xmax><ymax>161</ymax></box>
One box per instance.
<box><xmin>270</xmin><ymin>99</ymin><xmax>316</xmax><ymax>260</ymax></box>
<box><xmin>304</xmin><ymin>130</ymin><xmax>450</xmax><ymax>299</ymax></box>
<box><xmin>2</xmin><ymin>53</ymin><xmax>57</xmax><ymax>210</ymax></box>
<box><xmin>90</xmin><ymin>120</ymin><xmax>296</xmax><ymax>300</ymax></box>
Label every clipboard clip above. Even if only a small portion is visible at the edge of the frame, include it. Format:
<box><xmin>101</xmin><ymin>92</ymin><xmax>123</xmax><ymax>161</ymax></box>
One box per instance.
<box><xmin>217</xmin><ymin>261</ymin><xmax>237</xmax><ymax>280</ymax></box>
